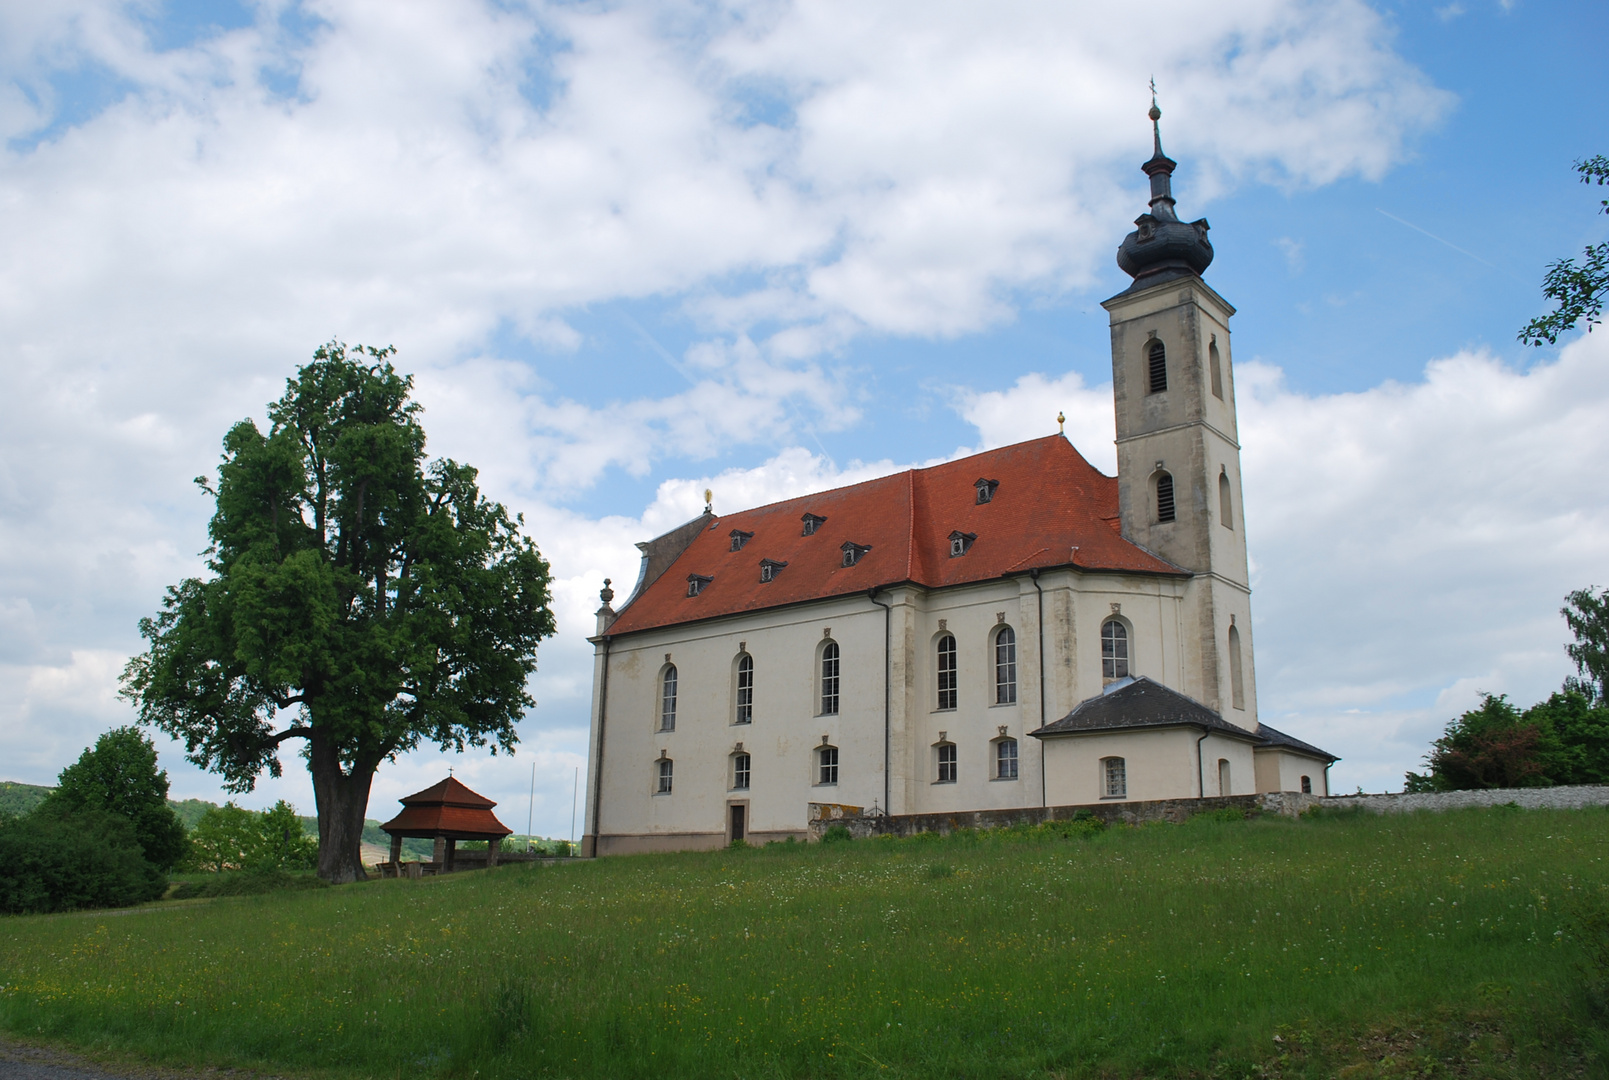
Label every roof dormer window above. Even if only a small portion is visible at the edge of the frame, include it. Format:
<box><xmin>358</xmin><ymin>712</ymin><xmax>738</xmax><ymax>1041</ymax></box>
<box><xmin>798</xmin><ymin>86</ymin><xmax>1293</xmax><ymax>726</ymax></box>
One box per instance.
<box><xmin>758</xmin><ymin>559</ymin><xmax>787</xmax><ymax>583</ymax></box>
<box><xmin>974</xmin><ymin>478</ymin><xmax>1000</xmax><ymax>504</ymax></box>
<box><xmin>948</xmin><ymin>531</ymin><xmax>977</xmax><ymax>557</ymax></box>
<box><xmin>801</xmin><ymin>513</ymin><xmax>827</xmax><ymax>536</ymax></box>
<box><xmin>840</xmin><ymin>542</ymin><xmax>871</xmax><ymax>568</ymax></box>
<box><xmin>686</xmin><ymin>574</ymin><xmax>713</xmax><ymax>597</ymax></box>
<box><xmin>729</xmin><ymin>529</ymin><xmax>753</xmax><ymax>552</ymax></box>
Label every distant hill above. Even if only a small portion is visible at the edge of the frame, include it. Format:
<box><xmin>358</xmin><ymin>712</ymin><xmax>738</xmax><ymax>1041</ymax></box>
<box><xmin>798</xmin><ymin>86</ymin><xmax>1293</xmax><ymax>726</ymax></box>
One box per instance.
<box><xmin>0</xmin><ymin>781</ymin><xmax>52</xmax><ymax>816</ymax></box>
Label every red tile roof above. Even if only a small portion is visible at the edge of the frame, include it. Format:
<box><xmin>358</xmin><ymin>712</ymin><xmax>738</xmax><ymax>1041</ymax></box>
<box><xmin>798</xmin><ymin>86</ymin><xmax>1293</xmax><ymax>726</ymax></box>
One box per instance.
<box><xmin>380</xmin><ymin>776</ymin><xmax>512</xmax><ymax>839</ymax></box>
<box><xmin>605</xmin><ymin>435</ymin><xmax>1182</xmax><ymax>638</ymax></box>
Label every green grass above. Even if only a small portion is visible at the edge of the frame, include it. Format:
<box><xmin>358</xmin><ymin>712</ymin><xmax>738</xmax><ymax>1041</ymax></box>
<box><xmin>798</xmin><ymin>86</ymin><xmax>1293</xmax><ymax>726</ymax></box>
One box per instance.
<box><xmin>1</xmin><ymin>807</ymin><xmax>1605</xmax><ymax>1079</ymax></box>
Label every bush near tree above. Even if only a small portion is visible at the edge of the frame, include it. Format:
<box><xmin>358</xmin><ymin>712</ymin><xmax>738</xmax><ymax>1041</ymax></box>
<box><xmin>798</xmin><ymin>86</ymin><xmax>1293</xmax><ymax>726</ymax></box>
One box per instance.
<box><xmin>40</xmin><ymin>726</ymin><xmax>187</xmax><ymax>871</ymax></box>
<box><xmin>1407</xmin><ymin>587</ymin><xmax>1609</xmax><ymax>791</ymax></box>
<box><xmin>0</xmin><ymin>807</ymin><xmax>166</xmax><ymax>915</ymax></box>
<box><xmin>186</xmin><ymin>800</ymin><xmax>318</xmax><ymax>873</ymax></box>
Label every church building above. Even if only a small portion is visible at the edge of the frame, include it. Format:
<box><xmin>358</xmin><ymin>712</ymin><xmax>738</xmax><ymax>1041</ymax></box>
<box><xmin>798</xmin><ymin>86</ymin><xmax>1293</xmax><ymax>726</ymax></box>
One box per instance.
<box><xmin>581</xmin><ymin>105</ymin><xmax>1336</xmax><ymax>856</ymax></box>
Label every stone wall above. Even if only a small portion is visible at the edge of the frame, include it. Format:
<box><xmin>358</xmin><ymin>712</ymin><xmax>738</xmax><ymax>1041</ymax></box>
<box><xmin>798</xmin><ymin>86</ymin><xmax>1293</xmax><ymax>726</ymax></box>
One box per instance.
<box><xmin>805</xmin><ymin>785</ymin><xmax>1609</xmax><ymax>841</ymax></box>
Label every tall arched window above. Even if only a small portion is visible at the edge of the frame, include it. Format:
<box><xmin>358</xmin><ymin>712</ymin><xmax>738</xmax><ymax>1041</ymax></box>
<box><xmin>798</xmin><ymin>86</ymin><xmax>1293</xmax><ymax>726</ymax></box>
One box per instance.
<box><xmin>994</xmin><ymin>626</ymin><xmax>1017</xmax><ymax>705</ymax></box>
<box><xmin>936</xmin><ymin>634</ymin><xmax>958</xmax><ymax>710</ymax></box>
<box><xmin>1218</xmin><ymin>758</ymin><xmax>1231</xmax><ymax>796</ymax></box>
<box><xmin>735</xmin><ymin>654</ymin><xmax>753</xmax><ymax>725</ymax></box>
<box><xmin>659</xmin><ymin>666</ymin><xmax>678</xmax><ymax>732</ymax></box>
<box><xmin>656</xmin><ymin>758</ymin><xmax>673</xmax><ymax>794</ymax></box>
<box><xmin>1209</xmin><ymin>340</ymin><xmax>1224</xmax><ymax>400</ymax></box>
<box><xmin>936</xmin><ymin>742</ymin><xmax>957</xmax><ymax>783</ymax></box>
<box><xmin>1228</xmin><ymin>624</ymin><xmax>1245</xmax><ymax>711</ymax></box>
<box><xmin>1147</xmin><ymin>340</ymin><xmax>1167</xmax><ymax>393</ymax></box>
<box><xmin>1155</xmin><ymin>471</ymin><xmax>1176</xmax><ymax>524</ymax></box>
<box><xmin>817</xmin><ymin>744</ymin><xmax>838</xmax><ymax>785</ymax></box>
<box><xmin>1300</xmin><ymin>775</ymin><xmax>1312</xmax><ymax>794</ymax></box>
<box><xmin>1101</xmin><ymin>620</ymin><xmax>1129</xmax><ymax>680</ymax></box>
<box><xmin>732</xmin><ymin>752</ymin><xmax>751</xmax><ymax>790</ymax></box>
<box><xmin>820</xmin><ymin>642</ymin><xmax>840</xmax><ymax>716</ymax></box>
<box><xmin>1219</xmin><ymin>471</ymin><xmax>1233</xmax><ymax>530</ymax></box>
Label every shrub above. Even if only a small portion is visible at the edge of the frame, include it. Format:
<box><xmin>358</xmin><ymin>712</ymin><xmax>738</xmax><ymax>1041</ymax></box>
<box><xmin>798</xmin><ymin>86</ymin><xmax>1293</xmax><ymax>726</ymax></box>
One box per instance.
<box><xmin>185</xmin><ymin>800</ymin><xmax>318</xmax><ymax>872</ymax></box>
<box><xmin>45</xmin><ymin>726</ymin><xmax>187</xmax><ymax>871</ymax></box>
<box><xmin>0</xmin><ymin>808</ymin><xmax>166</xmax><ymax>914</ymax></box>
<box><xmin>821</xmin><ymin>824</ymin><xmax>852</xmax><ymax>844</ymax></box>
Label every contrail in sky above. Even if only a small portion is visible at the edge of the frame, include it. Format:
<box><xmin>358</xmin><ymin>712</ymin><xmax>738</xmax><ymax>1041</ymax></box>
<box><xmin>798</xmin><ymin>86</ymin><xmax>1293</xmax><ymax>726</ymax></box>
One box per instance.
<box><xmin>1375</xmin><ymin>208</ymin><xmax>1496</xmax><ymax>268</ymax></box>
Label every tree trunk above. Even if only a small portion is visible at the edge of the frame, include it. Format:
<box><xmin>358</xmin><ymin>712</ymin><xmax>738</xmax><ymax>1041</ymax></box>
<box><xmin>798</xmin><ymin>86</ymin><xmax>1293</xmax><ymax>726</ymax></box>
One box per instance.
<box><xmin>309</xmin><ymin>732</ymin><xmax>376</xmax><ymax>884</ymax></box>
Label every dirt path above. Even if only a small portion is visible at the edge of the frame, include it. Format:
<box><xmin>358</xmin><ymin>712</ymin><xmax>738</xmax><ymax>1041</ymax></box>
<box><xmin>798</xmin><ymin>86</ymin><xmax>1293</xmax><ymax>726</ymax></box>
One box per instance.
<box><xmin>0</xmin><ymin>1040</ymin><xmax>293</xmax><ymax>1080</ymax></box>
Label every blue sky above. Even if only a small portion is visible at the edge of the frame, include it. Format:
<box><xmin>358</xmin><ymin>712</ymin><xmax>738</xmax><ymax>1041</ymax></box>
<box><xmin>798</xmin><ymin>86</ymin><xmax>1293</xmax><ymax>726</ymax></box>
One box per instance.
<box><xmin>0</xmin><ymin>0</ymin><xmax>1605</xmax><ymax>833</ymax></box>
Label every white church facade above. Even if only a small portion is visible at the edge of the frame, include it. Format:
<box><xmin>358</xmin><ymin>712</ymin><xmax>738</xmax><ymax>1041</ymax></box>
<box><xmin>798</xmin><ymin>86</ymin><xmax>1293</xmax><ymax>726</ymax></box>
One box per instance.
<box><xmin>581</xmin><ymin>107</ymin><xmax>1335</xmax><ymax>856</ymax></box>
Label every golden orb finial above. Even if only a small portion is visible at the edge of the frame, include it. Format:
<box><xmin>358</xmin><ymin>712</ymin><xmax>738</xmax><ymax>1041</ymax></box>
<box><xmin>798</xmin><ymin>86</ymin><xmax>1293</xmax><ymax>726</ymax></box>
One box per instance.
<box><xmin>1057</xmin><ymin>411</ymin><xmax>1066</xmax><ymax>435</ymax></box>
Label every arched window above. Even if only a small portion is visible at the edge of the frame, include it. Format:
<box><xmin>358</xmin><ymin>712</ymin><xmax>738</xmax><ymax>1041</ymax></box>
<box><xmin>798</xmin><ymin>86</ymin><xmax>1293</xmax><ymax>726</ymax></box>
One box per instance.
<box><xmin>1228</xmin><ymin>624</ymin><xmax>1245</xmax><ymax>711</ymax></box>
<box><xmin>659</xmin><ymin>666</ymin><xmax>678</xmax><ymax>732</ymax></box>
<box><xmin>1147</xmin><ymin>340</ymin><xmax>1167</xmax><ymax>393</ymax></box>
<box><xmin>817</xmin><ymin>744</ymin><xmax>838</xmax><ymax>786</ymax></box>
<box><xmin>1209</xmin><ymin>339</ymin><xmax>1224</xmax><ymax>400</ymax></box>
<box><xmin>820</xmin><ymin>642</ymin><xmax>840</xmax><ymax>716</ymax></box>
<box><xmin>1219</xmin><ymin>471</ymin><xmax>1233</xmax><ymax>530</ymax></box>
<box><xmin>1300</xmin><ymin>775</ymin><xmax>1312</xmax><ymax>794</ymax></box>
<box><xmin>936</xmin><ymin>634</ymin><xmax>958</xmax><ymax>710</ymax></box>
<box><xmin>1101</xmin><ymin>620</ymin><xmax>1129</xmax><ymax>680</ymax></box>
<box><xmin>995</xmin><ymin>738</ymin><xmax>1019</xmax><ymax>780</ymax></box>
<box><xmin>994</xmin><ymin>626</ymin><xmax>1017</xmax><ymax>705</ymax></box>
<box><xmin>936</xmin><ymin>742</ymin><xmax>957</xmax><ymax>783</ymax></box>
<box><xmin>1155</xmin><ymin>471</ymin><xmax>1176</xmax><ymax>524</ymax></box>
<box><xmin>735</xmin><ymin>654</ymin><xmax>753</xmax><ymax>725</ymax></box>
<box><xmin>732</xmin><ymin>752</ymin><xmax>751</xmax><ymax>790</ymax></box>
<box><xmin>1218</xmin><ymin>758</ymin><xmax>1231</xmax><ymax>796</ymax></box>
<box><xmin>1102</xmin><ymin>756</ymin><xmax>1127</xmax><ymax>798</ymax></box>
<box><xmin>656</xmin><ymin>758</ymin><xmax>673</xmax><ymax>794</ymax></box>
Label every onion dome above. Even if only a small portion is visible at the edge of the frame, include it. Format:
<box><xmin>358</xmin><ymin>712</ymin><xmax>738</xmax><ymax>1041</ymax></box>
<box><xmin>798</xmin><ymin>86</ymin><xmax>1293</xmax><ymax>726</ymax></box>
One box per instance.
<box><xmin>1115</xmin><ymin>98</ymin><xmax>1213</xmax><ymax>287</ymax></box>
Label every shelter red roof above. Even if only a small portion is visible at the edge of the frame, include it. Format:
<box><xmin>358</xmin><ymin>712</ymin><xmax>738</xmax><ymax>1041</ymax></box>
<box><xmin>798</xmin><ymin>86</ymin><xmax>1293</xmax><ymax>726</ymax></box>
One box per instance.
<box><xmin>380</xmin><ymin>777</ymin><xmax>512</xmax><ymax>839</ymax></box>
<box><xmin>605</xmin><ymin>435</ymin><xmax>1182</xmax><ymax>638</ymax></box>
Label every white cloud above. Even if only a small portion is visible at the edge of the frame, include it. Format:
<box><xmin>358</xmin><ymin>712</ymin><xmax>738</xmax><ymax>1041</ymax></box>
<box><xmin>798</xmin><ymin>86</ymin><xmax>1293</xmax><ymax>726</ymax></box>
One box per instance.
<box><xmin>0</xmin><ymin>0</ymin><xmax>1460</xmax><ymax>829</ymax></box>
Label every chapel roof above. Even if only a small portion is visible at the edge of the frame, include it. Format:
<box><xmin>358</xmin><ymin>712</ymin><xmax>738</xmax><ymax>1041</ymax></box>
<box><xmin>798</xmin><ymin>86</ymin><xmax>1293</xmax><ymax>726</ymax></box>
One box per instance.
<box><xmin>603</xmin><ymin>435</ymin><xmax>1184</xmax><ymax>638</ymax></box>
<box><xmin>1030</xmin><ymin>676</ymin><xmax>1255</xmax><ymax>740</ymax></box>
<box><xmin>1029</xmin><ymin>676</ymin><xmax>1339</xmax><ymax>763</ymax></box>
<box><xmin>380</xmin><ymin>777</ymin><xmax>513</xmax><ymax>840</ymax></box>
<box><xmin>1253</xmin><ymin>723</ymin><xmax>1340</xmax><ymax>763</ymax></box>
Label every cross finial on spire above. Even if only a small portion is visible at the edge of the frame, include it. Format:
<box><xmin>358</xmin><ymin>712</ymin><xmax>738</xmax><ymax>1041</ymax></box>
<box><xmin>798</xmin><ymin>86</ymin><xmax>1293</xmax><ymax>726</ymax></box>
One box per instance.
<box><xmin>1148</xmin><ymin>79</ymin><xmax>1164</xmax><ymax>154</ymax></box>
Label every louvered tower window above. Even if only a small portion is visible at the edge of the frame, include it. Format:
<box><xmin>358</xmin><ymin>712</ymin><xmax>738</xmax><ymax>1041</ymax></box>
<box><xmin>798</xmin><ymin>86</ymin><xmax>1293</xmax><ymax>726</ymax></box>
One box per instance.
<box><xmin>1147</xmin><ymin>340</ymin><xmax>1167</xmax><ymax>393</ymax></box>
<box><xmin>1156</xmin><ymin>472</ymin><xmax>1176</xmax><ymax>523</ymax></box>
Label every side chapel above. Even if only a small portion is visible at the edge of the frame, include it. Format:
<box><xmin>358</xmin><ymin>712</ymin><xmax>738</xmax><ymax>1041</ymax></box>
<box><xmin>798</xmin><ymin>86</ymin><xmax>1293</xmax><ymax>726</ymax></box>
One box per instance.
<box><xmin>581</xmin><ymin>104</ymin><xmax>1336</xmax><ymax>856</ymax></box>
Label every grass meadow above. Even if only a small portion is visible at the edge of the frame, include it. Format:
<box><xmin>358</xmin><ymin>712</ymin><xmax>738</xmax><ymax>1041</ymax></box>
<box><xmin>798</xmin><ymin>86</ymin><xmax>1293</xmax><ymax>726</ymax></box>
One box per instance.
<box><xmin>1</xmin><ymin>806</ymin><xmax>1606</xmax><ymax>1079</ymax></box>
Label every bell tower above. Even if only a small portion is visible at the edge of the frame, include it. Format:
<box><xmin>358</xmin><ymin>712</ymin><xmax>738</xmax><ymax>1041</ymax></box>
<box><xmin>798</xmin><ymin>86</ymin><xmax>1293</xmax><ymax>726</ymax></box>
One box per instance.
<box><xmin>1100</xmin><ymin>97</ymin><xmax>1257</xmax><ymax>729</ymax></box>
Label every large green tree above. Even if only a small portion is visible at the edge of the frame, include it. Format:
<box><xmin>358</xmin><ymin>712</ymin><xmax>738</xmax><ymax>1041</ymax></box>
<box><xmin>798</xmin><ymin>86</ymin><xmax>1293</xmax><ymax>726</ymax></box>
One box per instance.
<box><xmin>1520</xmin><ymin>155</ymin><xmax>1609</xmax><ymax>345</ymax></box>
<box><xmin>121</xmin><ymin>343</ymin><xmax>555</xmax><ymax>882</ymax></box>
<box><xmin>42</xmin><ymin>726</ymin><xmax>187</xmax><ymax>871</ymax></box>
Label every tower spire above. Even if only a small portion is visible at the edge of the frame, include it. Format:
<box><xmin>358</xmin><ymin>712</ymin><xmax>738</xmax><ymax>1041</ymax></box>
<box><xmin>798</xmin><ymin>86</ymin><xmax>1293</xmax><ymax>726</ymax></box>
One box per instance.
<box><xmin>1114</xmin><ymin>88</ymin><xmax>1213</xmax><ymax>288</ymax></box>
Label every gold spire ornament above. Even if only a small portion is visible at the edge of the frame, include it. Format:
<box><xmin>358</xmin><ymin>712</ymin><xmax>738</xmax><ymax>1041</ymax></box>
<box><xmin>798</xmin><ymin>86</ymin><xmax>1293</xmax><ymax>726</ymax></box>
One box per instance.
<box><xmin>1057</xmin><ymin>411</ymin><xmax>1065</xmax><ymax>435</ymax></box>
<box><xmin>703</xmin><ymin>488</ymin><xmax>713</xmax><ymax>513</ymax></box>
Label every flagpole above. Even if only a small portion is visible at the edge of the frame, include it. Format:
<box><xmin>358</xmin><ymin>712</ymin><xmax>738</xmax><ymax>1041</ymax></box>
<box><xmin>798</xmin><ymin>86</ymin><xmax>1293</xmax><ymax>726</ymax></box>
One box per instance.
<box><xmin>570</xmin><ymin>766</ymin><xmax>579</xmax><ymax>851</ymax></box>
<box><xmin>527</xmin><ymin>762</ymin><xmax>535</xmax><ymax>853</ymax></box>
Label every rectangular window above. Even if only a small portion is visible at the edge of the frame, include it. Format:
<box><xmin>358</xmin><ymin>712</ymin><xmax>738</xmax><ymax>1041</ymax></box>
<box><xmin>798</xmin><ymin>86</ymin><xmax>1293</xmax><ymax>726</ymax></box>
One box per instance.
<box><xmin>657</xmin><ymin>759</ymin><xmax>673</xmax><ymax>794</ymax></box>
<box><xmin>818</xmin><ymin>746</ymin><xmax>838</xmax><ymax>786</ymax></box>
<box><xmin>996</xmin><ymin>739</ymin><xmax>1018</xmax><ymax>780</ymax></box>
<box><xmin>733</xmin><ymin>753</ymin><xmax>751</xmax><ymax>790</ymax></box>
<box><xmin>937</xmin><ymin>743</ymin><xmax>957</xmax><ymax>783</ymax></box>
<box><xmin>937</xmin><ymin>635</ymin><xmax>957</xmax><ymax>710</ymax></box>
<box><xmin>820</xmin><ymin>643</ymin><xmax>840</xmax><ymax>715</ymax></box>
<box><xmin>1103</xmin><ymin>757</ymin><xmax>1126</xmax><ymax>799</ymax></box>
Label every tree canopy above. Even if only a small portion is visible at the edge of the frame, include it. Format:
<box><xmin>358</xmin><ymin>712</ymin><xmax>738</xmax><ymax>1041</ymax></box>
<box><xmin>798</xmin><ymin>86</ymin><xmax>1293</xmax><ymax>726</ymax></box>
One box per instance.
<box><xmin>122</xmin><ymin>342</ymin><xmax>556</xmax><ymax>882</ymax></box>
<box><xmin>42</xmin><ymin>726</ymin><xmax>187</xmax><ymax>871</ymax></box>
<box><xmin>1520</xmin><ymin>155</ymin><xmax>1609</xmax><ymax>345</ymax></box>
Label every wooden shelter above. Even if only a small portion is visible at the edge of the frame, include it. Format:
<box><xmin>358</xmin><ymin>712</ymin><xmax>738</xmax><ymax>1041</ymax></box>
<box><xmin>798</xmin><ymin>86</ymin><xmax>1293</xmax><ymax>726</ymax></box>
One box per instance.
<box><xmin>379</xmin><ymin>776</ymin><xmax>513</xmax><ymax>875</ymax></box>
